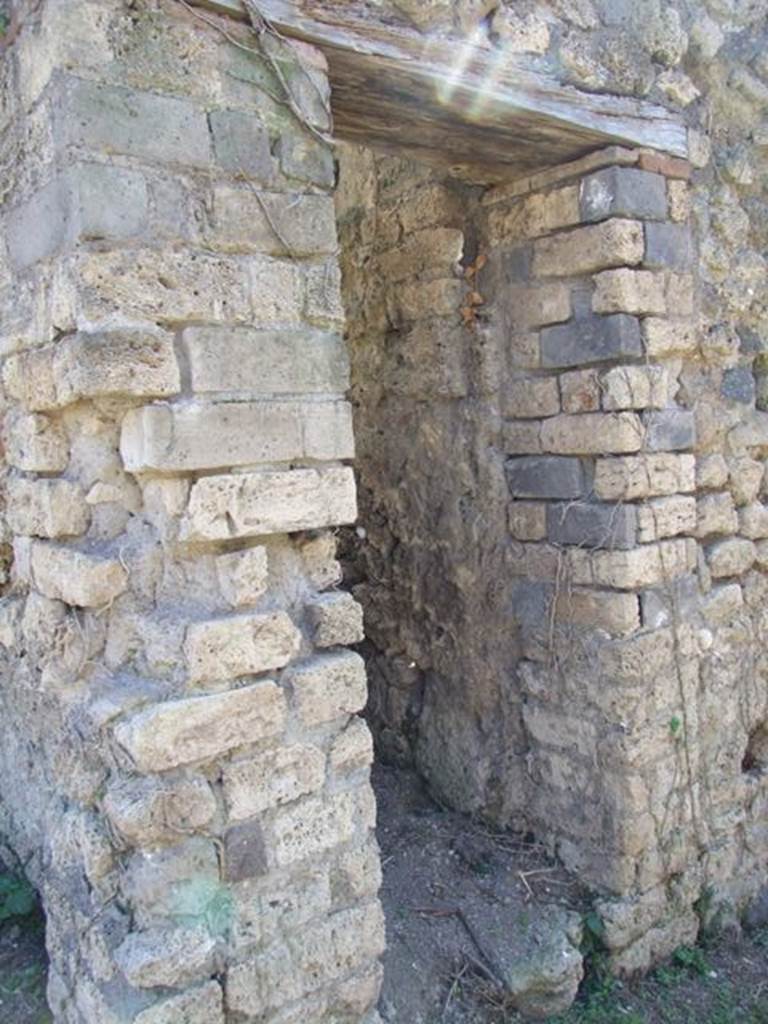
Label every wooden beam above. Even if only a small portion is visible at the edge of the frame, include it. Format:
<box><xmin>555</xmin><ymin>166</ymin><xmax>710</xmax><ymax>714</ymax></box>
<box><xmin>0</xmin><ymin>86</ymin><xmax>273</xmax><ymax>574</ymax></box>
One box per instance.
<box><xmin>189</xmin><ymin>0</ymin><xmax>687</xmax><ymax>179</ymax></box>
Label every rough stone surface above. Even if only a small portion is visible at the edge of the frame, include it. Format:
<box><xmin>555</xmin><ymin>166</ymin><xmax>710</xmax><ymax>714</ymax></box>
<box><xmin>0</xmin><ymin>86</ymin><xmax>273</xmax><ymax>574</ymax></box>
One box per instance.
<box><xmin>540</xmin><ymin>313</ymin><xmax>643</xmax><ymax>368</ymax></box>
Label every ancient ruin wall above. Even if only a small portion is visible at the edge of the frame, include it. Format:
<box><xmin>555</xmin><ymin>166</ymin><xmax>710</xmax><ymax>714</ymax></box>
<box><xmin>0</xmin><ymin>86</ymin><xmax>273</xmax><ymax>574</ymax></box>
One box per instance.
<box><xmin>0</xmin><ymin>2</ymin><xmax>383</xmax><ymax>1021</ymax></box>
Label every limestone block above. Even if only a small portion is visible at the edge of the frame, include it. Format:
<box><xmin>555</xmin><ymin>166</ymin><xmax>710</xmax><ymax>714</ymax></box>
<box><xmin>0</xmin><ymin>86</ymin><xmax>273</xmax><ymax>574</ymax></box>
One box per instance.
<box><xmin>182</xmin><ymin>327</ymin><xmax>349</xmax><ymax>395</ymax></box>
<box><xmin>133</xmin><ymin>983</ymin><xmax>225</xmax><ymax>1024</ymax></box>
<box><xmin>4</xmin><ymin>412</ymin><xmax>68</xmax><ymax>472</ymax></box>
<box><xmin>115</xmin><ymin>926</ymin><xmax>217</xmax><ymax>989</ymax></box>
<box><xmin>210</xmin><ymin>188</ymin><xmax>338</xmax><ymax>257</ymax></box>
<box><xmin>331</xmin><ymin>839</ymin><xmax>383</xmax><ymax>905</ymax></box>
<box><xmin>503</xmin><ymin>420</ymin><xmax>543</xmax><ymax>454</ymax></box>
<box><xmin>601</xmin><ymin>365</ymin><xmax>668</xmax><ymax>411</ymax></box>
<box><xmin>506</xmin><ymin>456</ymin><xmax>587</xmax><ymax>499</ymax></box>
<box><xmin>644</xmin><ymin>223</ymin><xmax>693</xmax><ymax>269</ymax></box>
<box><xmin>121</xmin><ymin>838</ymin><xmax>220</xmax><ymax>926</ymax></box>
<box><xmin>546</xmin><ymin>502</ymin><xmax>637</xmax><ymax>549</ymax></box>
<box><xmin>540</xmin><ymin>314</ymin><xmax>642</xmax><ymax>369</ymax></box>
<box><xmin>103</xmin><ymin>776</ymin><xmax>217</xmax><ymax>848</ymax></box>
<box><xmin>707</xmin><ymin>538</ymin><xmax>756</xmax><ymax>578</ymax></box>
<box><xmin>644</xmin><ymin>409</ymin><xmax>695</xmax><ymax>451</ymax></box>
<box><xmin>267</xmin><ymin>787</ymin><xmax>376</xmax><ymax>868</ymax></box>
<box><xmin>509</xmin><ymin>332</ymin><xmax>540</xmax><ymax>369</ymax></box>
<box><xmin>223</xmin><ymin>744</ymin><xmax>326</xmax><ymax>820</ymax></box>
<box><xmin>185</xmin><ymin>611</ymin><xmax>300</xmax><ymax>685</ymax></box>
<box><xmin>592</xmin><ymin>269</ymin><xmax>667</xmax><ymax>316</ymax></box>
<box><xmin>567</xmin><ymin>538</ymin><xmax>695</xmax><ymax>589</ymax></box>
<box><xmin>2</xmin><ymin>347</ymin><xmax>57</xmax><ymax>412</ymax></box>
<box><xmin>696</xmin><ymin>493</ymin><xmax>738</xmax><ymax>537</ymax></box>
<box><xmin>664</xmin><ymin>273</ymin><xmax>694</xmax><ymax>316</ymax></box>
<box><xmin>637</xmin><ymin>496</ymin><xmax>697</xmax><ymax>542</ymax></box>
<box><xmin>230</xmin><ymin>868</ymin><xmax>331</xmax><ymax>952</ymax></box>
<box><xmin>728</xmin><ymin>456</ymin><xmax>764</xmax><ymax>506</ymax></box>
<box><xmin>299</xmin><ymin>533</ymin><xmax>342</xmax><ymax>590</ymax></box>
<box><xmin>216</xmin><ymin>547</ymin><xmax>269</xmax><ymax>608</ymax></box>
<box><xmin>17</xmin><ymin>539</ymin><xmax>127</xmax><ymax>607</ymax></box>
<box><xmin>508</xmin><ymin>502</ymin><xmax>547</xmax><ymax>541</ymax></box>
<box><xmin>643</xmin><ymin>318</ymin><xmax>698</xmax><ymax>357</ymax></box>
<box><xmin>523</xmin><ymin>186</ymin><xmax>581</xmax><ymax>237</ymax></box>
<box><xmin>508</xmin><ymin>283</ymin><xmax>572</xmax><ymax>330</ymax></box>
<box><xmin>181</xmin><ymin>467</ymin><xmax>357</xmax><ymax>542</ymax></box>
<box><xmin>6</xmin><ymin>478</ymin><xmax>89</xmax><ymax>538</ymax></box>
<box><xmin>390</xmin><ymin>278</ymin><xmax>464</xmax><ymax>322</ymax></box>
<box><xmin>208</xmin><ymin>109</ymin><xmax>274</xmax><ymax>181</ymax></box>
<box><xmin>702</xmin><ymin>583</ymin><xmax>744</xmax><ymax>625</ymax></box>
<box><xmin>554</xmin><ymin>588</ymin><xmax>640</xmax><ymax>635</ymax></box>
<box><xmin>667</xmin><ymin>180</ymin><xmax>690</xmax><ymax>223</ymax></box>
<box><xmin>113</xmin><ymin>681</ymin><xmax>286</xmax><ymax>772</ymax></box>
<box><xmin>504</xmin><ymin>376</ymin><xmax>560</xmax><ymax>418</ymax></box>
<box><xmin>288</xmin><ymin>650</ymin><xmax>367</xmax><ymax>726</ymax></box>
<box><xmin>330</xmin><ymin>718</ymin><xmax>375</xmax><ymax>774</ymax></box>
<box><xmin>57</xmin><ymin>77</ymin><xmax>212</xmax><ymax>168</ymax></box>
<box><xmin>696</xmin><ymin>454</ymin><xmax>729</xmax><ymax>489</ymax></box>
<box><xmin>533</xmin><ymin>219</ymin><xmax>643</xmax><ymax>277</ymax></box>
<box><xmin>580</xmin><ymin>167</ymin><xmax>667</xmax><ymax>223</ymax></box>
<box><xmin>740</xmin><ymin>503</ymin><xmax>768</xmax><ymax>539</ymax></box>
<box><xmin>120</xmin><ymin>400</ymin><xmax>354</xmax><ymax>472</ymax></box>
<box><xmin>541</xmin><ymin>412</ymin><xmax>643</xmax><ymax>454</ymax></box>
<box><xmin>594</xmin><ymin>454</ymin><xmax>695</xmax><ymax>500</ymax></box>
<box><xmin>308</xmin><ymin>592</ymin><xmax>364</xmax><ymax>647</ymax></box>
<box><xmin>560</xmin><ymin>369</ymin><xmax>600</xmax><ymax>413</ymax></box>
<box><xmin>277</xmin><ymin>133</ymin><xmax>335</xmax><ymax>188</ymax></box>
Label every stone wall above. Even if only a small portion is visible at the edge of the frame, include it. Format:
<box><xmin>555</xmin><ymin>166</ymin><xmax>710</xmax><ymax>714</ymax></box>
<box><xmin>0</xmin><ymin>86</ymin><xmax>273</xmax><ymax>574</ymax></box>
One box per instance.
<box><xmin>0</xmin><ymin>2</ymin><xmax>383</xmax><ymax>1021</ymax></box>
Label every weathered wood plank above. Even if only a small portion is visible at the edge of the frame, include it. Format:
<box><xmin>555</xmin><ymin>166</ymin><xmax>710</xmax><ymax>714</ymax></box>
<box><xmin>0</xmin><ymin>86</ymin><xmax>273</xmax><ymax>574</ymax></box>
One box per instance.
<box><xmin>188</xmin><ymin>0</ymin><xmax>687</xmax><ymax>177</ymax></box>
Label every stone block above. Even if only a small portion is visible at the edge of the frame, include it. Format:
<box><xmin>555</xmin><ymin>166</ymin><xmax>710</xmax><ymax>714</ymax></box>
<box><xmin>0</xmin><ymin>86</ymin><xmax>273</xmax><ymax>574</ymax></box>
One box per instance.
<box><xmin>664</xmin><ymin>273</ymin><xmax>694</xmax><ymax>316</ymax></box>
<box><xmin>181</xmin><ymin>467</ymin><xmax>357</xmax><ymax>542</ymax></box>
<box><xmin>208</xmin><ymin>109</ymin><xmax>274</xmax><ymax>181</ymax></box>
<box><xmin>6</xmin><ymin>478</ymin><xmax>89</xmax><ymax>538</ymax></box>
<box><xmin>642</xmin><ymin>318</ymin><xmax>698</xmax><ymax>357</ymax></box>
<box><xmin>133</xmin><ymin>983</ymin><xmax>225</xmax><ymax>1024</ymax></box>
<box><xmin>560</xmin><ymin>369</ymin><xmax>600</xmax><ymax>413</ymax></box>
<box><xmin>210</xmin><ymin>188</ymin><xmax>338</xmax><ymax>257</ymax></box>
<box><xmin>541</xmin><ymin>412</ymin><xmax>643</xmax><ymax>454</ymax></box>
<box><xmin>287</xmin><ymin>650</ymin><xmax>367</xmax><ymax>726</ymax></box>
<box><xmin>532</xmin><ymin>219</ymin><xmax>643</xmax><ymax>277</ymax></box>
<box><xmin>115</xmin><ymin>926</ymin><xmax>217</xmax><ymax>989</ymax></box>
<box><xmin>4</xmin><ymin>412</ymin><xmax>68</xmax><ymax>472</ymax></box>
<box><xmin>113</xmin><ymin>681</ymin><xmax>286</xmax><ymax>772</ymax></box>
<box><xmin>592</xmin><ymin>269</ymin><xmax>667</xmax><ymax>315</ymax></box>
<box><xmin>121</xmin><ymin>838</ymin><xmax>220</xmax><ymax>926</ymax></box>
<box><xmin>508</xmin><ymin>283</ymin><xmax>572</xmax><ymax>329</ymax></box>
<box><xmin>120</xmin><ymin>399</ymin><xmax>354</xmax><ymax>472</ymax></box>
<box><xmin>377</xmin><ymin>228</ymin><xmax>464</xmax><ymax>282</ymax></box>
<box><xmin>267</xmin><ymin>788</ymin><xmax>376</xmax><ymax>868</ymax></box>
<box><xmin>546</xmin><ymin>502</ymin><xmax>637</xmax><ymax>549</ymax></box>
<box><xmin>185</xmin><ymin>610</ymin><xmax>300</xmax><ymax>685</ymax></box>
<box><xmin>504</xmin><ymin>376</ymin><xmax>560</xmax><ymax>418</ymax></box>
<box><xmin>216</xmin><ymin>547</ymin><xmax>269</xmax><ymax>608</ymax></box>
<box><xmin>667</xmin><ymin>180</ymin><xmax>690</xmax><ymax>222</ymax></box>
<box><xmin>601</xmin><ymin>365</ymin><xmax>668</xmax><ymax>411</ymax></box>
<box><xmin>522</xmin><ymin>703</ymin><xmax>596</xmax><ymax>756</ymax></box>
<box><xmin>540</xmin><ymin>314</ymin><xmax>642</xmax><ymax>369</ymax></box>
<box><xmin>696</xmin><ymin>492</ymin><xmax>738</xmax><ymax>537</ymax></box>
<box><xmin>568</xmin><ymin>538</ymin><xmax>695</xmax><ymax>589</ymax></box>
<box><xmin>522</xmin><ymin>186</ymin><xmax>581</xmax><ymax>238</ymax></box>
<box><xmin>739</xmin><ymin>502</ymin><xmax>768</xmax><ymax>539</ymax></box>
<box><xmin>554</xmin><ymin>588</ymin><xmax>640</xmax><ymax>635</ymax></box>
<box><xmin>721</xmin><ymin>366</ymin><xmax>756</xmax><ymax>405</ymax></box>
<box><xmin>509</xmin><ymin>331</ymin><xmax>540</xmax><ymax>368</ymax></box>
<box><xmin>104</xmin><ymin>776</ymin><xmax>217</xmax><ymax>848</ymax></box>
<box><xmin>644</xmin><ymin>409</ymin><xmax>696</xmax><ymax>451</ymax></box>
<box><xmin>299</xmin><ymin>533</ymin><xmax>342</xmax><ymax>590</ymax></box>
<box><xmin>637</xmin><ymin>152</ymin><xmax>692</xmax><ymax>179</ymax></box>
<box><xmin>728</xmin><ymin>456</ymin><xmax>764</xmax><ymax>506</ymax></box>
<box><xmin>644</xmin><ymin>223</ymin><xmax>693</xmax><ymax>269</ymax></box>
<box><xmin>509</xmin><ymin>502</ymin><xmax>547</xmax><ymax>540</ymax></box>
<box><xmin>57</xmin><ymin>76</ymin><xmax>212</xmax><ymax>168</ymax></box>
<box><xmin>707</xmin><ymin>538</ymin><xmax>756</xmax><ymax>578</ymax></box>
<box><xmin>503</xmin><ymin>420</ymin><xmax>543</xmax><ymax>453</ymax></box>
<box><xmin>579</xmin><ymin>167</ymin><xmax>668</xmax><ymax>223</ymax></box>
<box><xmin>182</xmin><ymin>327</ymin><xmax>349</xmax><ymax>396</ymax></box>
<box><xmin>506</xmin><ymin>456</ymin><xmax>587</xmax><ymax>499</ymax></box>
<box><xmin>330</xmin><ymin>718</ymin><xmax>374</xmax><ymax>774</ymax></box>
<box><xmin>3</xmin><ymin>347</ymin><xmax>58</xmax><ymax>412</ymax></box>
<box><xmin>696</xmin><ymin>454</ymin><xmax>729</xmax><ymax>490</ymax></box>
<box><xmin>307</xmin><ymin>592</ymin><xmax>364</xmax><ymax>647</ymax></box>
<box><xmin>224</xmin><ymin>744</ymin><xmax>326</xmax><ymax>821</ymax></box>
<box><xmin>223</xmin><ymin>822</ymin><xmax>269</xmax><ymax>882</ymax></box>
<box><xmin>702</xmin><ymin>583</ymin><xmax>744</xmax><ymax>626</ymax></box>
<box><xmin>276</xmin><ymin>134</ymin><xmax>335</xmax><ymax>188</ymax></box>
<box><xmin>18</xmin><ymin>539</ymin><xmax>127</xmax><ymax>608</ymax></box>
<box><xmin>636</xmin><ymin>496</ymin><xmax>696</xmax><ymax>542</ymax></box>
<box><xmin>593</xmin><ymin>454</ymin><xmax>695</xmax><ymax>500</ymax></box>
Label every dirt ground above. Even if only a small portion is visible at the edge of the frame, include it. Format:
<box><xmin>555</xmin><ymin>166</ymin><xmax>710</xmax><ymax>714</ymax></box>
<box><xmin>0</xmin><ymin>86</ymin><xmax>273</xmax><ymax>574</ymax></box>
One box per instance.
<box><xmin>1</xmin><ymin>764</ymin><xmax>766</xmax><ymax>1024</ymax></box>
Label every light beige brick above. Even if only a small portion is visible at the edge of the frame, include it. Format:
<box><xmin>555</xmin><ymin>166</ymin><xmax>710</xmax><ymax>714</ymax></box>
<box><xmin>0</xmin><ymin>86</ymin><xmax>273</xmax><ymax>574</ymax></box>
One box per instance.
<box><xmin>3</xmin><ymin>347</ymin><xmax>57</xmax><ymax>411</ymax></box>
<box><xmin>104</xmin><ymin>776</ymin><xmax>217</xmax><ymax>848</ymax></box>
<box><xmin>665</xmin><ymin>273</ymin><xmax>694</xmax><ymax>316</ymax></box>
<box><xmin>667</xmin><ymin>180</ymin><xmax>690</xmax><ymax>222</ymax></box>
<box><xmin>728</xmin><ymin>456</ymin><xmax>764</xmax><ymax>506</ymax></box>
<box><xmin>4</xmin><ymin>412</ymin><xmax>68</xmax><ymax>471</ymax></box>
<box><xmin>594</xmin><ymin>454</ymin><xmax>696</xmax><ymax>500</ymax></box>
<box><xmin>299</xmin><ymin>534</ymin><xmax>342</xmax><ymax>590</ymax></box>
<box><xmin>288</xmin><ymin>651</ymin><xmax>367</xmax><ymax>726</ymax></box>
<box><xmin>330</xmin><ymin>718</ymin><xmax>374</xmax><ymax>775</ymax></box>
<box><xmin>508</xmin><ymin>502</ymin><xmax>547</xmax><ymax>540</ymax></box>
<box><xmin>541</xmin><ymin>412</ymin><xmax>643</xmax><ymax>454</ymax></box>
<box><xmin>636</xmin><ymin>496</ymin><xmax>697</xmax><ymax>542</ymax></box>
<box><xmin>554</xmin><ymin>588</ymin><xmax>640</xmax><ymax>635</ymax></box>
<box><xmin>696</xmin><ymin>454</ymin><xmax>729</xmax><ymax>490</ymax></box>
<box><xmin>707</xmin><ymin>537</ymin><xmax>756</xmax><ymax>578</ymax></box>
<box><xmin>185</xmin><ymin>611</ymin><xmax>300</xmax><ymax>685</ymax></box>
<box><xmin>6</xmin><ymin>478</ymin><xmax>89</xmax><ymax>538</ymax></box>
<box><xmin>739</xmin><ymin>502</ymin><xmax>768</xmax><ymax>539</ymax></box>
<box><xmin>307</xmin><ymin>593</ymin><xmax>364</xmax><ymax>647</ymax></box>
<box><xmin>504</xmin><ymin>376</ymin><xmax>560</xmax><ymax>418</ymax></box>
<box><xmin>115</xmin><ymin>927</ymin><xmax>217</xmax><ymax>990</ymax></box>
<box><xmin>533</xmin><ymin>219</ymin><xmax>643</xmax><ymax>277</ymax></box>
<box><xmin>524</xmin><ymin>186</ymin><xmax>581</xmax><ymax>237</ymax></box>
<box><xmin>696</xmin><ymin>492</ymin><xmax>738</xmax><ymax>537</ymax></box>
<box><xmin>592</xmin><ymin>269</ymin><xmax>667</xmax><ymax>315</ymax></box>
<box><xmin>508</xmin><ymin>283</ymin><xmax>571</xmax><ymax>329</ymax></box>
<box><xmin>643</xmin><ymin>318</ymin><xmax>698</xmax><ymax>357</ymax></box>
<box><xmin>17</xmin><ymin>538</ymin><xmax>127</xmax><ymax>608</ymax></box>
<box><xmin>181</xmin><ymin>467</ymin><xmax>357</xmax><ymax>543</ymax></box>
<box><xmin>600</xmin><ymin>365</ymin><xmax>668</xmax><ymax>411</ymax></box>
<box><xmin>560</xmin><ymin>369</ymin><xmax>600</xmax><ymax>413</ymax></box>
<box><xmin>223</xmin><ymin>745</ymin><xmax>326</xmax><ymax>821</ymax></box>
<box><xmin>216</xmin><ymin>547</ymin><xmax>269</xmax><ymax>608</ymax></box>
<box><xmin>503</xmin><ymin>420</ymin><xmax>543</xmax><ymax>454</ymax></box>
<box><xmin>133</xmin><ymin>983</ymin><xmax>224</xmax><ymax>1024</ymax></box>
<box><xmin>267</xmin><ymin>788</ymin><xmax>376</xmax><ymax>868</ymax></box>
<box><xmin>113</xmin><ymin>681</ymin><xmax>286</xmax><ymax>772</ymax></box>
<box><xmin>567</xmin><ymin>538</ymin><xmax>695</xmax><ymax>589</ymax></box>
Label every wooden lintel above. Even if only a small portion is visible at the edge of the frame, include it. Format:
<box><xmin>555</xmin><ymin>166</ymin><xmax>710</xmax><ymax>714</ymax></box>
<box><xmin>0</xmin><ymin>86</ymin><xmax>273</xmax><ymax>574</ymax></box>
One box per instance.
<box><xmin>189</xmin><ymin>0</ymin><xmax>687</xmax><ymax>179</ymax></box>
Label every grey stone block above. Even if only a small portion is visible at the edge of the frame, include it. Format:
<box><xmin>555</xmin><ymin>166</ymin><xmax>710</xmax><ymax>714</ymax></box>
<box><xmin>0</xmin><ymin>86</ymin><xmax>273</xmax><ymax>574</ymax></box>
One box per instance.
<box><xmin>209</xmin><ymin>109</ymin><xmax>274</xmax><ymax>181</ymax></box>
<box><xmin>546</xmin><ymin>502</ymin><xmax>637</xmax><ymax>549</ymax></box>
<box><xmin>57</xmin><ymin>76</ymin><xmax>211</xmax><ymax>168</ymax></box>
<box><xmin>644</xmin><ymin>409</ymin><xmax>696</xmax><ymax>451</ymax></box>
<box><xmin>506</xmin><ymin>456</ymin><xmax>588</xmax><ymax>499</ymax></box>
<box><xmin>503</xmin><ymin>245</ymin><xmax>533</xmax><ymax>282</ymax></box>
<box><xmin>580</xmin><ymin>167</ymin><xmax>668</xmax><ymax>223</ymax></box>
<box><xmin>721</xmin><ymin>366</ymin><xmax>756</xmax><ymax>405</ymax></box>
<box><xmin>276</xmin><ymin>134</ymin><xmax>335</xmax><ymax>188</ymax></box>
<box><xmin>540</xmin><ymin>313</ymin><xmax>642</xmax><ymax>369</ymax></box>
<box><xmin>224</xmin><ymin>822</ymin><xmax>268</xmax><ymax>882</ymax></box>
<box><xmin>644</xmin><ymin>222</ymin><xmax>692</xmax><ymax>269</ymax></box>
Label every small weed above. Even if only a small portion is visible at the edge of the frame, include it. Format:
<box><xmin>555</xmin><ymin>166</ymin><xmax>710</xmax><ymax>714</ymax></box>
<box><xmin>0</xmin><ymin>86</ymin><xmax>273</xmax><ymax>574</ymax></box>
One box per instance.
<box><xmin>0</xmin><ymin>872</ymin><xmax>37</xmax><ymax>924</ymax></box>
<box><xmin>669</xmin><ymin>716</ymin><xmax>682</xmax><ymax>737</ymax></box>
